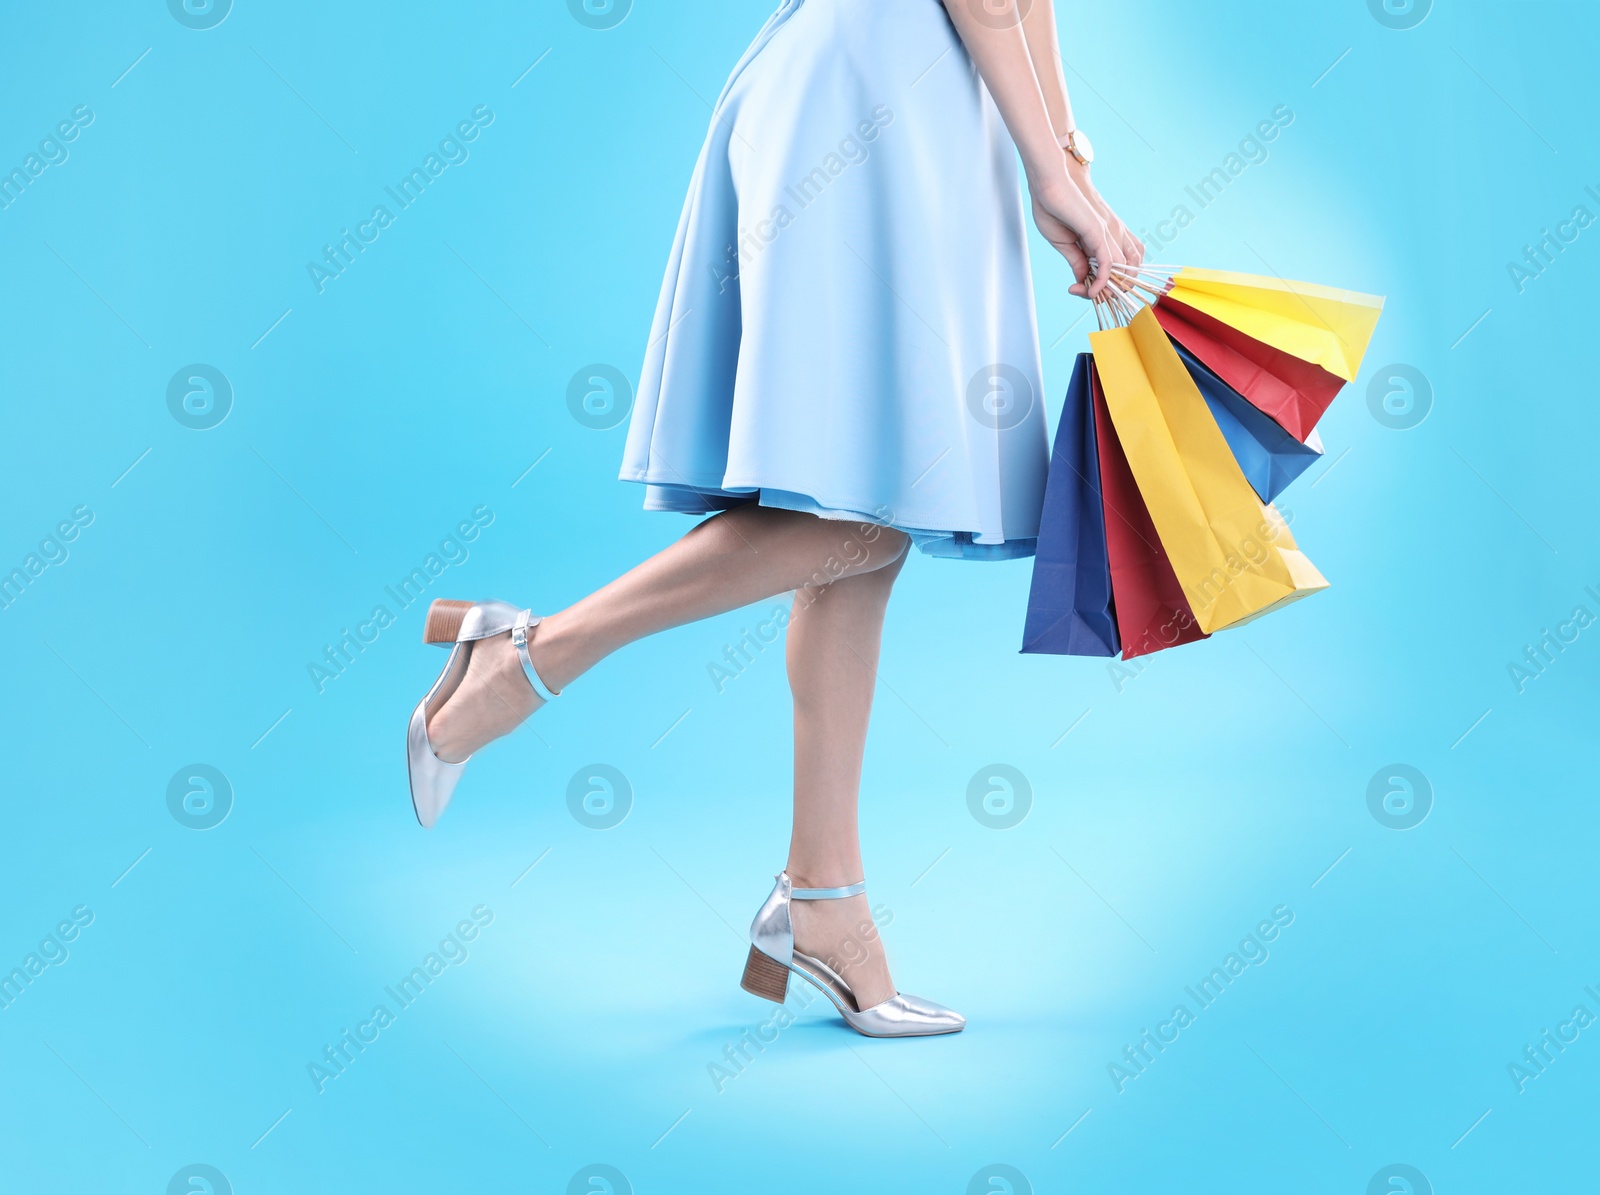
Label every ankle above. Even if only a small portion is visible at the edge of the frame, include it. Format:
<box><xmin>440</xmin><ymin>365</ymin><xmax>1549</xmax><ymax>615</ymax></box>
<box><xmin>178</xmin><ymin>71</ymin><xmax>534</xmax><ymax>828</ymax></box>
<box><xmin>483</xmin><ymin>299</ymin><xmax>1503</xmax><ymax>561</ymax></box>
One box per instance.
<box><xmin>785</xmin><ymin>865</ymin><xmax>866</xmax><ymax>890</ymax></box>
<box><xmin>527</xmin><ymin>611</ymin><xmax>592</xmax><ymax>693</ymax></box>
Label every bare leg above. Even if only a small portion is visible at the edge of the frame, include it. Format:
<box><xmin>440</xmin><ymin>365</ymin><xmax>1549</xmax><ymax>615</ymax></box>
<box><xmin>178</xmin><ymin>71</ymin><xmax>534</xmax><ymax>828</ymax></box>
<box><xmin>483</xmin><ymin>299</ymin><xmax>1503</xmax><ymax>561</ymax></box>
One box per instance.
<box><xmin>428</xmin><ymin>506</ymin><xmax>908</xmax><ymax>761</ymax></box>
<box><xmin>784</xmin><ymin>548</ymin><xmax>907</xmax><ymax>1010</ymax></box>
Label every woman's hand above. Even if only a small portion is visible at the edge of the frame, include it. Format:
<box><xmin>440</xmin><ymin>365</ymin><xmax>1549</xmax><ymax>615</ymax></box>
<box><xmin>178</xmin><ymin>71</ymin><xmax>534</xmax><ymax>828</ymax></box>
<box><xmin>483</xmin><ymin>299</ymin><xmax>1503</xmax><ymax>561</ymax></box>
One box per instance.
<box><xmin>1030</xmin><ymin>177</ymin><xmax>1126</xmax><ymax>300</ymax></box>
<box><xmin>1066</xmin><ymin>157</ymin><xmax>1145</xmax><ymax>268</ymax></box>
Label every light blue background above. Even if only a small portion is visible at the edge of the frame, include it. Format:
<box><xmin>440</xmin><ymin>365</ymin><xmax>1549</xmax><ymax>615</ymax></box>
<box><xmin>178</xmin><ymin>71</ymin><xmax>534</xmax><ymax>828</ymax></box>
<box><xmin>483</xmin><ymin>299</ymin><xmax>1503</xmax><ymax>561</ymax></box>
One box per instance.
<box><xmin>2</xmin><ymin>1</ymin><xmax>1595</xmax><ymax>1191</ymax></box>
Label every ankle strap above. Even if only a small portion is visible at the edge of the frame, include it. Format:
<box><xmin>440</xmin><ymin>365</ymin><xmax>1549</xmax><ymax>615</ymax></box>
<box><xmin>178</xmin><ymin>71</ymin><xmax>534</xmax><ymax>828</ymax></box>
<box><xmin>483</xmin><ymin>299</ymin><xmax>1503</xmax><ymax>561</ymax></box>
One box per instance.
<box><xmin>789</xmin><ymin>879</ymin><xmax>866</xmax><ymax>900</ymax></box>
<box><xmin>511</xmin><ymin>609</ymin><xmax>561</xmax><ymax>703</ymax></box>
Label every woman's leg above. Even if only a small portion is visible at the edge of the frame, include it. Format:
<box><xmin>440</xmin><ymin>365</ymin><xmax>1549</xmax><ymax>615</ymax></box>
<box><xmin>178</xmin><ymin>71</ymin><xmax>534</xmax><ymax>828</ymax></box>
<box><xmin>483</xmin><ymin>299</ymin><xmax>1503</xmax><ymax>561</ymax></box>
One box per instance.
<box><xmin>784</xmin><ymin>547</ymin><xmax>908</xmax><ymax>1009</ymax></box>
<box><xmin>428</xmin><ymin>506</ymin><xmax>908</xmax><ymax>761</ymax></box>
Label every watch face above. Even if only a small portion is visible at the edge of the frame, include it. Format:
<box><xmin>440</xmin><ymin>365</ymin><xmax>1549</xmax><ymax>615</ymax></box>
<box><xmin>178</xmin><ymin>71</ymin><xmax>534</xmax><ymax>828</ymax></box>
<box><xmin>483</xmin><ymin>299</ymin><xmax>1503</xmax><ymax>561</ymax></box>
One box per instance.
<box><xmin>1075</xmin><ymin>130</ymin><xmax>1095</xmax><ymax>164</ymax></box>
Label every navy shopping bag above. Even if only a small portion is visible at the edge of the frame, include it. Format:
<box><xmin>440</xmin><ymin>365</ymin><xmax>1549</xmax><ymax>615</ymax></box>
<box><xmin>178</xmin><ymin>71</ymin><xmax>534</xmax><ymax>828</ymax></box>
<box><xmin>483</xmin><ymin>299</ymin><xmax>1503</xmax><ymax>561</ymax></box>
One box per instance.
<box><xmin>1021</xmin><ymin>354</ymin><xmax>1120</xmax><ymax>656</ymax></box>
<box><xmin>1174</xmin><ymin>343</ymin><xmax>1324</xmax><ymax>503</ymax></box>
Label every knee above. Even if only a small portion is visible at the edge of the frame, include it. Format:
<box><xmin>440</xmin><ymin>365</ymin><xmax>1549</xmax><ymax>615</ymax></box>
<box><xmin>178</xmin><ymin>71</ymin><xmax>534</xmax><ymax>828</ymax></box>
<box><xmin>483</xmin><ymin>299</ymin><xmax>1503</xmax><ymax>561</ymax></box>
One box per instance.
<box><xmin>832</xmin><ymin>531</ymin><xmax>908</xmax><ymax>600</ymax></box>
<box><xmin>860</xmin><ymin>528</ymin><xmax>909</xmax><ymax>574</ymax></box>
<box><xmin>861</xmin><ymin>532</ymin><xmax>909</xmax><ymax>583</ymax></box>
<box><xmin>831</xmin><ymin>525</ymin><xmax>908</xmax><ymax>583</ymax></box>
<box><xmin>792</xmin><ymin>527</ymin><xmax>906</xmax><ymax>606</ymax></box>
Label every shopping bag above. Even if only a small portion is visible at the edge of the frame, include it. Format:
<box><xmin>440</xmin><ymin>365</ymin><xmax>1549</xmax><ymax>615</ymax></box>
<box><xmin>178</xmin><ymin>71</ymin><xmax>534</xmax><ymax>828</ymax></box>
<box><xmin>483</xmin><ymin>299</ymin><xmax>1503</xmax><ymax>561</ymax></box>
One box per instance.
<box><xmin>1161</xmin><ymin>267</ymin><xmax>1384</xmax><ymax>383</ymax></box>
<box><xmin>1021</xmin><ymin>354</ymin><xmax>1119</xmax><ymax>656</ymax></box>
<box><xmin>1175</xmin><ymin>342</ymin><xmax>1324</xmax><ymax>503</ymax></box>
<box><xmin>1089</xmin><ymin>307</ymin><xmax>1328</xmax><ymax>634</ymax></box>
<box><xmin>1089</xmin><ymin>362</ymin><xmax>1208</xmax><ymax>659</ymax></box>
<box><xmin>1153</xmin><ymin>296</ymin><xmax>1344</xmax><ymax>442</ymax></box>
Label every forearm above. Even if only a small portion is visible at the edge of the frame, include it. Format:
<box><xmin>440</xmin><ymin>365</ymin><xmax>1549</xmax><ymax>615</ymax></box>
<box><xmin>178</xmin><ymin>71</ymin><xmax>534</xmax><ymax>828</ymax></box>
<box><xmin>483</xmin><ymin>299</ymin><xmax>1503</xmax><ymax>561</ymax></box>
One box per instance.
<box><xmin>1015</xmin><ymin>0</ymin><xmax>1143</xmax><ymax>261</ymax></box>
<box><xmin>1020</xmin><ymin>0</ymin><xmax>1074</xmax><ymax>141</ymax></box>
<box><xmin>1022</xmin><ymin>2</ymin><xmax>1099</xmax><ymax>202</ymax></box>
<box><xmin>940</xmin><ymin>0</ymin><xmax>1068</xmax><ymax>194</ymax></box>
<box><xmin>944</xmin><ymin>0</ymin><xmax>1128</xmax><ymax>293</ymax></box>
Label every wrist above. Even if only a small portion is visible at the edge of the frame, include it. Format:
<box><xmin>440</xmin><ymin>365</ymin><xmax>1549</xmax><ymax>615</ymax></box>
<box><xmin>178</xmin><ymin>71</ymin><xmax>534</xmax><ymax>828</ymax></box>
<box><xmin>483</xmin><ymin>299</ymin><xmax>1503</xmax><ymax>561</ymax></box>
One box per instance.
<box><xmin>1024</xmin><ymin>155</ymin><xmax>1069</xmax><ymax>198</ymax></box>
<box><xmin>1064</xmin><ymin>156</ymin><xmax>1115</xmax><ymax>221</ymax></box>
<box><xmin>1033</xmin><ymin>166</ymin><xmax>1092</xmax><ymax>211</ymax></box>
<box><xmin>1029</xmin><ymin>171</ymin><xmax>1085</xmax><ymax>219</ymax></box>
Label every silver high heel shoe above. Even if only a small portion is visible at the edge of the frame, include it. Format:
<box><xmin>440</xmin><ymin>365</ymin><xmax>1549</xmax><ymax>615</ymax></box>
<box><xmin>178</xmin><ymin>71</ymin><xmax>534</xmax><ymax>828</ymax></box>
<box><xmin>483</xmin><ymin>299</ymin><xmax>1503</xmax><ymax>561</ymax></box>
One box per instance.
<box><xmin>406</xmin><ymin>598</ymin><xmax>560</xmax><ymax>829</ymax></box>
<box><xmin>740</xmin><ymin>871</ymin><xmax>966</xmax><ymax>1038</ymax></box>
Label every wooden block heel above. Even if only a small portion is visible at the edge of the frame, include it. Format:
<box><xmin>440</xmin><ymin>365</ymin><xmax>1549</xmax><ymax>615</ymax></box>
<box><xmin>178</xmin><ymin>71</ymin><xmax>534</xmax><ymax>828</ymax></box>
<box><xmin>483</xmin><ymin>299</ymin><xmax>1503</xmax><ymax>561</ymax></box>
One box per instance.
<box><xmin>423</xmin><ymin>599</ymin><xmax>475</xmax><ymax>644</ymax></box>
<box><xmin>740</xmin><ymin>945</ymin><xmax>790</xmax><ymax>1003</ymax></box>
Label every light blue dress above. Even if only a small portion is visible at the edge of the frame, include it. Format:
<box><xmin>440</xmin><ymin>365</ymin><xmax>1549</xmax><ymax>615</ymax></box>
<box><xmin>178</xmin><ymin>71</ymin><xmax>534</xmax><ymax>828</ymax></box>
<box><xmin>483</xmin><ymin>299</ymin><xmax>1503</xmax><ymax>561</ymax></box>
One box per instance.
<box><xmin>621</xmin><ymin>0</ymin><xmax>1048</xmax><ymax>560</ymax></box>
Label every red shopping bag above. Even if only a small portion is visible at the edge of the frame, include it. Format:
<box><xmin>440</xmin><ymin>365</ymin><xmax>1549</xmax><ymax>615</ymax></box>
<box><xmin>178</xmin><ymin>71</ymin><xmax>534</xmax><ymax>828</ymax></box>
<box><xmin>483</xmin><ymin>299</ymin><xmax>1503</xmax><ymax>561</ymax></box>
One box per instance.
<box><xmin>1154</xmin><ymin>297</ymin><xmax>1344</xmax><ymax>443</ymax></box>
<box><xmin>1090</xmin><ymin>363</ymin><xmax>1209</xmax><ymax>659</ymax></box>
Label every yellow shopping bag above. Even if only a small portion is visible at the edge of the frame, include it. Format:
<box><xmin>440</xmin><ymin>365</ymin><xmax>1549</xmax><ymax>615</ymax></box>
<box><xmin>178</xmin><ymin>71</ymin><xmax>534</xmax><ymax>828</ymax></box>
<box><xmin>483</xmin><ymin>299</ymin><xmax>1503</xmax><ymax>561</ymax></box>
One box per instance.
<box><xmin>1089</xmin><ymin>307</ymin><xmax>1328</xmax><ymax>633</ymax></box>
<box><xmin>1163</xmin><ymin>267</ymin><xmax>1384</xmax><ymax>383</ymax></box>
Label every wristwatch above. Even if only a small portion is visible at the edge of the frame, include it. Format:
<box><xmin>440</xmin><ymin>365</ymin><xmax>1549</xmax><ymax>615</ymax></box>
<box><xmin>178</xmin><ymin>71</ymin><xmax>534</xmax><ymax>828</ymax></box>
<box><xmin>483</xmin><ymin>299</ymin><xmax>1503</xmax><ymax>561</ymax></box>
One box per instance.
<box><xmin>1058</xmin><ymin>128</ymin><xmax>1094</xmax><ymax>166</ymax></box>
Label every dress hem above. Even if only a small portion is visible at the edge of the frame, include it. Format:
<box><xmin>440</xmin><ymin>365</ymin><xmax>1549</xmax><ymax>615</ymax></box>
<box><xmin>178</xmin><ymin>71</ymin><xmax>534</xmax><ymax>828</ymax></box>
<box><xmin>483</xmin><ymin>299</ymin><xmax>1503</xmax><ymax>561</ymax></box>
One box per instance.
<box><xmin>622</xmin><ymin>473</ymin><xmax>1038</xmax><ymax>562</ymax></box>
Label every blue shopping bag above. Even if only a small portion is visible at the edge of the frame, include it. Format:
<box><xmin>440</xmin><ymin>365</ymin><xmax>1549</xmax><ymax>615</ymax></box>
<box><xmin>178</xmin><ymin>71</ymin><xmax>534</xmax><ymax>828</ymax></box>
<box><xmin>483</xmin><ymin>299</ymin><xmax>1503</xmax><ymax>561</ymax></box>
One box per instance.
<box><xmin>1175</xmin><ymin>343</ymin><xmax>1324</xmax><ymax>503</ymax></box>
<box><xmin>1022</xmin><ymin>354</ymin><xmax>1120</xmax><ymax>656</ymax></box>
